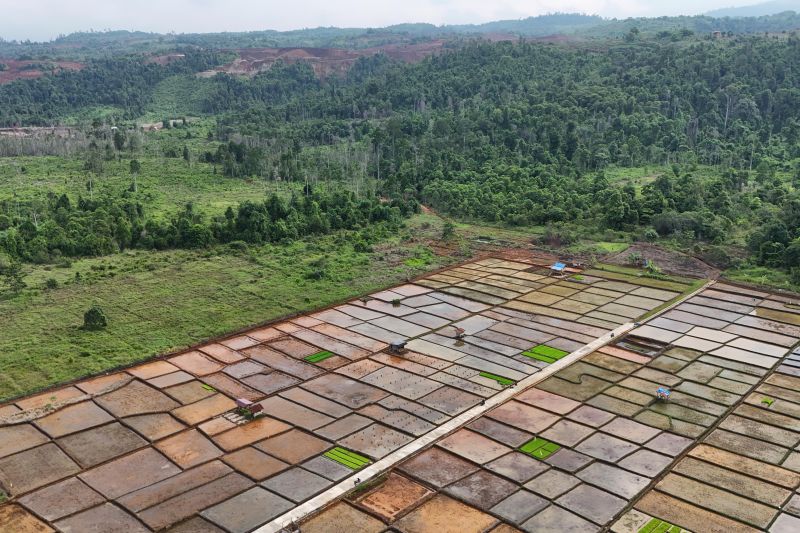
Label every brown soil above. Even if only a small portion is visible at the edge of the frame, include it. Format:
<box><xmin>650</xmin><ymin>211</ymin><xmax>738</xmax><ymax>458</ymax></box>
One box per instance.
<box><xmin>201</xmin><ymin>41</ymin><xmax>447</xmax><ymax>79</ymax></box>
<box><xmin>146</xmin><ymin>54</ymin><xmax>186</xmax><ymax>66</ymax></box>
<box><xmin>606</xmin><ymin>243</ymin><xmax>720</xmax><ymax>279</ymax></box>
<box><xmin>0</xmin><ymin>59</ymin><xmax>83</xmax><ymax>85</ymax></box>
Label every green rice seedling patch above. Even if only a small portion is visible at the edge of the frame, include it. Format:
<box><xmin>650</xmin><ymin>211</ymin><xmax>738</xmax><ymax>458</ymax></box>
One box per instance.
<box><xmin>478</xmin><ymin>372</ymin><xmax>515</xmax><ymax>386</ymax></box>
<box><xmin>519</xmin><ymin>437</ymin><xmax>561</xmax><ymax>460</ymax></box>
<box><xmin>638</xmin><ymin>517</ymin><xmax>685</xmax><ymax>533</ymax></box>
<box><xmin>521</xmin><ymin>344</ymin><xmax>569</xmax><ymax>364</ymax></box>
<box><xmin>324</xmin><ymin>447</ymin><xmax>371</xmax><ymax>470</ymax></box>
<box><xmin>305</xmin><ymin>350</ymin><xmax>335</xmax><ymax>363</ymax></box>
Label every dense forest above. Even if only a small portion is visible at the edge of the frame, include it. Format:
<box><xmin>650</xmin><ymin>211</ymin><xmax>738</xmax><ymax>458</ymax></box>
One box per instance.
<box><xmin>203</xmin><ymin>36</ymin><xmax>800</xmax><ymax>275</ymax></box>
<box><xmin>3</xmin><ymin>28</ymin><xmax>800</xmax><ymax>285</ymax></box>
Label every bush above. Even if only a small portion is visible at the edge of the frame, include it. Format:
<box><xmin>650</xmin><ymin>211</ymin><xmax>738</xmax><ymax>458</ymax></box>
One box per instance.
<box><xmin>626</xmin><ymin>252</ymin><xmax>643</xmax><ymax>266</ymax></box>
<box><xmin>643</xmin><ymin>228</ymin><xmax>659</xmax><ymax>242</ymax></box>
<box><xmin>304</xmin><ymin>257</ymin><xmax>328</xmax><ymax>280</ymax></box>
<box><xmin>441</xmin><ymin>221</ymin><xmax>456</xmax><ymax>241</ymax></box>
<box><xmin>651</xmin><ymin>211</ymin><xmax>691</xmax><ymax>236</ymax></box>
<box><xmin>45</xmin><ymin>278</ymin><xmax>58</xmax><ymax>290</ymax></box>
<box><xmin>83</xmin><ymin>306</ymin><xmax>108</xmax><ymax>330</ymax></box>
<box><xmin>542</xmin><ymin>224</ymin><xmax>576</xmax><ymax>247</ymax></box>
<box><xmin>643</xmin><ymin>260</ymin><xmax>667</xmax><ymax>279</ymax></box>
<box><xmin>353</xmin><ymin>239</ymin><xmax>373</xmax><ymax>253</ymax></box>
<box><xmin>759</xmin><ymin>241</ymin><xmax>786</xmax><ymax>267</ymax></box>
<box><xmin>699</xmin><ymin>246</ymin><xmax>733</xmax><ymax>269</ymax></box>
<box><xmin>791</xmin><ymin>267</ymin><xmax>800</xmax><ymax>286</ymax></box>
<box><xmin>227</xmin><ymin>240</ymin><xmax>249</xmax><ymax>253</ymax></box>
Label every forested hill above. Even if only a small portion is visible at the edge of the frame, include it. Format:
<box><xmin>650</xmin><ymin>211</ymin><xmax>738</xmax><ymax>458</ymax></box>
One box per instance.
<box><xmin>1</xmin><ymin>10</ymin><xmax>799</xmax><ymax>59</ymax></box>
<box><xmin>3</xmin><ymin>33</ymin><xmax>800</xmax><ymax>283</ymax></box>
<box><xmin>206</xmin><ymin>36</ymin><xmax>800</xmax><ymax>258</ymax></box>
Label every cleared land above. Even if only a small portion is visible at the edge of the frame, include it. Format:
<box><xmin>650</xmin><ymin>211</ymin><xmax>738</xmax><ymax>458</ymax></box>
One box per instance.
<box><xmin>0</xmin><ymin>59</ymin><xmax>83</xmax><ymax>84</ymax></box>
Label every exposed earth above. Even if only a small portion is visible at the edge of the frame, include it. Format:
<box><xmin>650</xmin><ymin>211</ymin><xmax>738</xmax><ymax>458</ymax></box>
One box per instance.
<box><xmin>197</xmin><ymin>42</ymin><xmax>449</xmax><ymax>79</ymax></box>
<box><xmin>606</xmin><ymin>243</ymin><xmax>721</xmax><ymax>280</ymax></box>
<box><xmin>0</xmin><ymin>59</ymin><xmax>83</xmax><ymax>85</ymax></box>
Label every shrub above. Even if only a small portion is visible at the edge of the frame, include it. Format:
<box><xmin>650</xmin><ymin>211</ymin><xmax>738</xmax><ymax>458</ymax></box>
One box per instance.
<box><xmin>353</xmin><ymin>239</ymin><xmax>373</xmax><ymax>253</ymax></box>
<box><xmin>83</xmin><ymin>306</ymin><xmax>108</xmax><ymax>330</ymax></box>
<box><xmin>790</xmin><ymin>267</ymin><xmax>800</xmax><ymax>286</ymax></box>
<box><xmin>305</xmin><ymin>257</ymin><xmax>328</xmax><ymax>280</ymax></box>
<box><xmin>441</xmin><ymin>221</ymin><xmax>456</xmax><ymax>241</ymax></box>
<box><xmin>227</xmin><ymin>240</ymin><xmax>249</xmax><ymax>253</ymax></box>
<box><xmin>45</xmin><ymin>278</ymin><xmax>58</xmax><ymax>290</ymax></box>
<box><xmin>643</xmin><ymin>260</ymin><xmax>667</xmax><ymax>279</ymax></box>
<box><xmin>542</xmin><ymin>224</ymin><xmax>576</xmax><ymax>247</ymax></box>
<box><xmin>626</xmin><ymin>252</ymin><xmax>643</xmax><ymax>266</ymax></box>
<box><xmin>699</xmin><ymin>246</ymin><xmax>732</xmax><ymax>269</ymax></box>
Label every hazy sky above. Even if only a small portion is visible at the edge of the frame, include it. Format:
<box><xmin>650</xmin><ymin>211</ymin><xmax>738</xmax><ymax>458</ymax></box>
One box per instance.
<box><xmin>0</xmin><ymin>0</ymin><xmax>764</xmax><ymax>41</ymax></box>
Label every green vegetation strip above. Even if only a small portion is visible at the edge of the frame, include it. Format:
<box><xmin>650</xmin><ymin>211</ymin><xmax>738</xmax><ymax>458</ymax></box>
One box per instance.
<box><xmin>324</xmin><ymin>447</ymin><xmax>371</xmax><ymax>470</ymax></box>
<box><xmin>638</xmin><ymin>278</ymin><xmax>707</xmax><ymax>321</ymax></box>
<box><xmin>520</xmin><ymin>344</ymin><xmax>569</xmax><ymax>364</ymax></box>
<box><xmin>519</xmin><ymin>437</ymin><xmax>561</xmax><ymax>460</ymax></box>
<box><xmin>638</xmin><ymin>518</ymin><xmax>684</xmax><ymax>533</ymax></box>
<box><xmin>305</xmin><ymin>350</ymin><xmax>335</xmax><ymax>363</ymax></box>
<box><xmin>478</xmin><ymin>371</ymin><xmax>515</xmax><ymax>386</ymax></box>
<box><xmin>584</xmin><ymin>267</ymin><xmax>691</xmax><ymax>292</ymax></box>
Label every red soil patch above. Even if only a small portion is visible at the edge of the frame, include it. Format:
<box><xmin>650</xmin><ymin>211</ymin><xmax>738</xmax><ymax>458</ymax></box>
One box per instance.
<box><xmin>0</xmin><ymin>59</ymin><xmax>83</xmax><ymax>84</ymax></box>
<box><xmin>146</xmin><ymin>53</ymin><xmax>186</xmax><ymax>65</ymax></box>
<box><xmin>201</xmin><ymin>41</ymin><xmax>446</xmax><ymax>79</ymax></box>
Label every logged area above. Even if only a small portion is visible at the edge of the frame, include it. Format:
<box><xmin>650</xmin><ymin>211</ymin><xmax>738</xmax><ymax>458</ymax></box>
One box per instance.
<box><xmin>200</xmin><ymin>42</ymin><xmax>447</xmax><ymax>79</ymax></box>
<box><xmin>0</xmin><ymin>59</ymin><xmax>83</xmax><ymax>84</ymax></box>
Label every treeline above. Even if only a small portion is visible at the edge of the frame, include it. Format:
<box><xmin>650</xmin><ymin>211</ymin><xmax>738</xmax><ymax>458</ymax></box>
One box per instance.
<box><xmin>0</xmin><ymin>189</ymin><xmax>415</xmax><ymax>264</ymax></box>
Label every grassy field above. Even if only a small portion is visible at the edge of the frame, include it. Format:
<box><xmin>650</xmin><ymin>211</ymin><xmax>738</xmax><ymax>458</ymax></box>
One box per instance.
<box><xmin>0</xmin><ymin>153</ymin><xmax>278</xmax><ymax>220</ymax></box>
<box><xmin>604</xmin><ymin>166</ymin><xmax>662</xmax><ymax>188</ymax></box>
<box><xmin>723</xmin><ymin>265</ymin><xmax>800</xmax><ymax>294</ymax></box>
<box><xmin>0</xmin><ymin>213</ymin><xmax>454</xmax><ymax>401</ymax></box>
<box><xmin>0</xmin><ymin>120</ymin><xmax>380</xmax><ymax>220</ymax></box>
<box><xmin>142</xmin><ymin>75</ymin><xmax>217</xmax><ymax>121</ymax></box>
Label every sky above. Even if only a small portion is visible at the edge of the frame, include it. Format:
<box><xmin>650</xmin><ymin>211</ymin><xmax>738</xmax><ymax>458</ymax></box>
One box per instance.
<box><xmin>0</xmin><ymin>0</ymin><xmax>766</xmax><ymax>41</ymax></box>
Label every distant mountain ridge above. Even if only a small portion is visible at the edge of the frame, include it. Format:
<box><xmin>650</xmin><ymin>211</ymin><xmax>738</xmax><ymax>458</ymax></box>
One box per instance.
<box><xmin>706</xmin><ymin>0</ymin><xmax>798</xmax><ymax>18</ymax></box>
<box><xmin>1</xmin><ymin>11</ymin><xmax>800</xmax><ymax>61</ymax></box>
